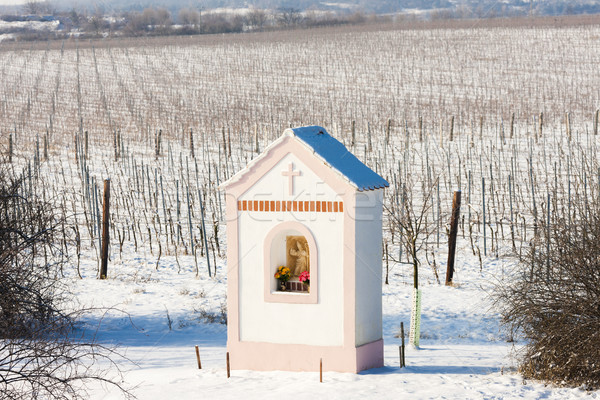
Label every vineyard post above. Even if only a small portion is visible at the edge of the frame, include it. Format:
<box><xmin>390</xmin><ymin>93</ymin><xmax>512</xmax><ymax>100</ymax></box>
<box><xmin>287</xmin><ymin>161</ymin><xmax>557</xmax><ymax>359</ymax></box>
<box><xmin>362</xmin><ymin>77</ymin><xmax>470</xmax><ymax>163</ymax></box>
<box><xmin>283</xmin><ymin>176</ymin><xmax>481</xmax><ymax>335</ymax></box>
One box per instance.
<box><xmin>198</xmin><ymin>187</ymin><xmax>212</xmax><ymax>278</ymax></box>
<box><xmin>367</xmin><ymin>122</ymin><xmax>372</xmax><ymax>152</ymax></box>
<box><xmin>254</xmin><ymin>124</ymin><xmax>259</xmax><ymax>153</ymax></box>
<box><xmin>155</xmin><ymin>129</ymin><xmax>162</xmax><ymax>160</ymax></box>
<box><xmin>8</xmin><ymin>133</ymin><xmax>12</xmax><ymax>163</ymax></box>
<box><xmin>100</xmin><ymin>179</ymin><xmax>110</xmax><ymax>279</ymax></box>
<box><xmin>510</xmin><ymin>112</ymin><xmax>515</xmax><ymax>139</ymax></box>
<box><xmin>509</xmin><ymin>174</ymin><xmax>516</xmax><ymax>251</ymax></box>
<box><xmin>445</xmin><ymin>191</ymin><xmax>461</xmax><ymax>286</ymax></box>
<box><xmin>113</xmin><ymin>130</ymin><xmax>118</xmax><ymax>161</ymax></box>
<box><xmin>84</xmin><ymin>130</ymin><xmax>88</xmax><ymax>159</ymax></box>
<box><xmin>482</xmin><ymin>177</ymin><xmax>487</xmax><ymax>257</ymax></box>
<box><xmin>594</xmin><ymin>109</ymin><xmax>599</xmax><ymax>136</ymax></box>
<box><xmin>384</xmin><ymin>241</ymin><xmax>389</xmax><ymax>285</ymax></box>
<box><xmin>43</xmin><ymin>131</ymin><xmax>48</xmax><ymax>161</ymax></box>
<box><xmin>190</xmin><ymin>128</ymin><xmax>195</xmax><ymax>158</ymax></box>
<box><xmin>385</xmin><ymin>118</ymin><xmax>391</xmax><ymax>145</ymax></box>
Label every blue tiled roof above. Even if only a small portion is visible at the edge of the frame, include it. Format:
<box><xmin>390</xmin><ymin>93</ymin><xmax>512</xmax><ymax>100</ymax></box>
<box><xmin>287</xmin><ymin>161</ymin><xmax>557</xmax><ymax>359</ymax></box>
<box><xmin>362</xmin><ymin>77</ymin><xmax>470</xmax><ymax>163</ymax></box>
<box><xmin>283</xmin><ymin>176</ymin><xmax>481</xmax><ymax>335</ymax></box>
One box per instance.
<box><xmin>288</xmin><ymin>126</ymin><xmax>389</xmax><ymax>191</ymax></box>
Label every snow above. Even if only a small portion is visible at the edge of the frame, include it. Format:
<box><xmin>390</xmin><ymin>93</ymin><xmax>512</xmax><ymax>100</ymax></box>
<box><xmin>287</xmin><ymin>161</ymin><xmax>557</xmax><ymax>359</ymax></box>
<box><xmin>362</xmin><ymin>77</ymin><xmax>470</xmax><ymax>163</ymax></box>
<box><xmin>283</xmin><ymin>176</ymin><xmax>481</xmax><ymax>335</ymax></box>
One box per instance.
<box><xmin>67</xmin><ymin>238</ymin><xmax>595</xmax><ymax>399</ymax></box>
<box><xmin>0</xmin><ymin>19</ymin><xmax>59</xmax><ymax>32</ymax></box>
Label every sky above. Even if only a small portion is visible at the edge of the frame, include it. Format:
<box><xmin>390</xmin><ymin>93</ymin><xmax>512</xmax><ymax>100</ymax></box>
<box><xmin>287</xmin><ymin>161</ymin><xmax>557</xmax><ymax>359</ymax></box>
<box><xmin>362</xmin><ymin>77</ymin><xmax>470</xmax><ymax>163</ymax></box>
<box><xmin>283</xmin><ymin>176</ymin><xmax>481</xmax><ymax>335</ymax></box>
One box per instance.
<box><xmin>0</xmin><ymin>0</ymin><xmax>28</xmax><ymax>5</ymax></box>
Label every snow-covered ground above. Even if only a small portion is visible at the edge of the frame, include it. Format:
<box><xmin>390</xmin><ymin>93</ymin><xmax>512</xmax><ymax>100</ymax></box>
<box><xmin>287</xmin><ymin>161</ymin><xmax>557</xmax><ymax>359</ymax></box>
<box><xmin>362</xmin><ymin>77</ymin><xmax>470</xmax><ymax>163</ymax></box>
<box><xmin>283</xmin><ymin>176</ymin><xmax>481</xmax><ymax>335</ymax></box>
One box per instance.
<box><xmin>68</xmin><ymin>239</ymin><xmax>596</xmax><ymax>399</ymax></box>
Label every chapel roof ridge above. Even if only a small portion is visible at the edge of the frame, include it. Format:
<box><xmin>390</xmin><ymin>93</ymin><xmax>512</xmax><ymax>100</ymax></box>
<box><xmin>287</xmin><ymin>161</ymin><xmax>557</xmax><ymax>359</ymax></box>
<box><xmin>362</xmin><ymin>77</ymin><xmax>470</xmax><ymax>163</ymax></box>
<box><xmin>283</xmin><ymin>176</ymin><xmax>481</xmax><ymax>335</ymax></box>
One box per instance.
<box><xmin>220</xmin><ymin>125</ymin><xmax>389</xmax><ymax>192</ymax></box>
<box><xmin>284</xmin><ymin>125</ymin><xmax>389</xmax><ymax>192</ymax></box>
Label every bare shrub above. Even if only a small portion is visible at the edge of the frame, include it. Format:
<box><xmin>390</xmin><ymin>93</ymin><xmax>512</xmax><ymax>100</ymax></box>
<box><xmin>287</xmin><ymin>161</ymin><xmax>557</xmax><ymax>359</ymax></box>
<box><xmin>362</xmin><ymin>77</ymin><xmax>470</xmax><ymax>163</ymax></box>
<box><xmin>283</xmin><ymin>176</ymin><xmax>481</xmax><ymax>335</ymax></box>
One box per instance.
<box><xmin>496</xmin><ymin>184</ymin><xmax>600</xmax><ymax>389</ymax></box>
<box><xmin>0</xmin><ymin>161</ymin><xmax>129</xmax><ymax>399</ymax></box>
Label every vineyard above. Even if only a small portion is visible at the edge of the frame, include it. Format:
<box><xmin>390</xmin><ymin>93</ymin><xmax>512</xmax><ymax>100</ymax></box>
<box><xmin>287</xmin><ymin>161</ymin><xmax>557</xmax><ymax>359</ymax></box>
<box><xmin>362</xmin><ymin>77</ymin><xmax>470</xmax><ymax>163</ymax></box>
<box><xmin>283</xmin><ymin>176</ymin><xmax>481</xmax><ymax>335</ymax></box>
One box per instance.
<box><xmin>2</xmin><ymin>22</ymin><xmax>599</xmax><ymax>280</ymax></box>
<box><xmin>1</xmin><ymin>19</ymin><xmax>600</xmax><ymax>398</ymax></box>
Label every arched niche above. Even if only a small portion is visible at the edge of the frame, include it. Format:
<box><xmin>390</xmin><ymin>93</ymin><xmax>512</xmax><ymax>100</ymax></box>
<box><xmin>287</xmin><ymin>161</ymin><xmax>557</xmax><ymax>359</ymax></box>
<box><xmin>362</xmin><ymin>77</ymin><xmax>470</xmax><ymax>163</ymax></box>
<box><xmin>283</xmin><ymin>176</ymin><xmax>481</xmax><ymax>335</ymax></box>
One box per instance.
<box><xmin>263</xmin><ymin>221</ymin><xmax>318</xmax><ymax>304</ymax></box>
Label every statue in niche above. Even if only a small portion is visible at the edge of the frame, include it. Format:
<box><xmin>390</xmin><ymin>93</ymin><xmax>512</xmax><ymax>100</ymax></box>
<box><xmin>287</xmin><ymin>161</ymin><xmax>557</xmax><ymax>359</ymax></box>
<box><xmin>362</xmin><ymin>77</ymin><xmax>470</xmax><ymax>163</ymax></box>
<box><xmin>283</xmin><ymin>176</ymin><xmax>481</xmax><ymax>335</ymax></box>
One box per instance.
<box><xmin>286</xmin><ymin>236</ymin><xmax>309</xmax><ymax>277</ymax></box>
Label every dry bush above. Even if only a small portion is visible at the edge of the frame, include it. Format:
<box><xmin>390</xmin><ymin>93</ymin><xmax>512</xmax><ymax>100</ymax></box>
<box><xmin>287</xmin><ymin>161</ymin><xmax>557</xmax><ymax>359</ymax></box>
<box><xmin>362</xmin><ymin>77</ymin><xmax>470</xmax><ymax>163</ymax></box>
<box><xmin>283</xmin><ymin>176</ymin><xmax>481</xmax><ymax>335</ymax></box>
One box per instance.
<box><xmin>497</xmin><ymin>184</ymin><xmax>600</xmax><ymax>389</ymax></box>
<box><xmin>0</xmin><ymin>161</ymin><xmax>129</xmax><ymax>399</ymax></box>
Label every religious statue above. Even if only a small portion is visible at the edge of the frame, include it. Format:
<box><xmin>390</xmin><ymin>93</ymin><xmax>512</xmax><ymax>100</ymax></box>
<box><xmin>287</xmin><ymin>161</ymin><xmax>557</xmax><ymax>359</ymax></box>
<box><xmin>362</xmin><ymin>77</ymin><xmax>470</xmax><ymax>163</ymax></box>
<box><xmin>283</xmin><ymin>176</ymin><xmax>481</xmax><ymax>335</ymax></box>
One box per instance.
<box><xmin>288</xmin><ymin>237</ymin><xmax>309</xmax><ymax>276</ymax></box>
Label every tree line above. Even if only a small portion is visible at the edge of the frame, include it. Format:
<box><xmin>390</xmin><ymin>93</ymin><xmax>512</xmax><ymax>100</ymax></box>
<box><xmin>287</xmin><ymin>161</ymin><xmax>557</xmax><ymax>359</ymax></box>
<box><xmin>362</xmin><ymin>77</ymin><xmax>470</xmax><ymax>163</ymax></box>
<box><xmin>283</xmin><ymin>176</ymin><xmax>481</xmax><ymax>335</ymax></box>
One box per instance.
<box><xmin>1</xmin><ymin>4</ymin><xmax>376</xmax><ymax>41</ymax></box>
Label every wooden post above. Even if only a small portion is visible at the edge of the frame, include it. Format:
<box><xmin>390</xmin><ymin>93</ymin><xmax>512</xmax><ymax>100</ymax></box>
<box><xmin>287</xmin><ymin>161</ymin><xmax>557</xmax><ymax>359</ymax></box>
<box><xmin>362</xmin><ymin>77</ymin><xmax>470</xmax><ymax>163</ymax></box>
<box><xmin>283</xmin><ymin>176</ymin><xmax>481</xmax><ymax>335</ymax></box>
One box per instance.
<box><xmin>445</xmin><ymin>191</ymin><xmax>461</xmax><ymax>285</ymax></box>
<box><xmin>510</xmin><ymin>112</ymin><xmax>515</xmax><ymax>139</ymax></box>
<box><xmin>400</xmin><ymin>322</ymin><xmax>406</xmax><ymax>367</ymax></box>
<box><xmin>254</xmin><ymin>124</ymin><xmax>259</xmax><ymax>153</ymax></box>
<box><xmin>100</xmin><ymin>179</ymin><xmax>110</xmax><ymax>279</ymax></box>
<box><xmin>8</xmin><ymin>133</ymin><xmax>12</xmax><ymax>163</ymax></box>
<box><xmin>84</xmin><ymin>130</ymin><xmax>88</xmax><ymax>159</ymax></box>
<box><xmin>155</xmin><ymin>129</ymin><xmax>162</xmax><ymax>160</ymax></box>
<box><xmin>384</xmin><ymin>241</ymin><xmax>389</xmax><ymax>285</ymax></box>
<box><xmin>226</xmin><ymin>352</ymin><xmax>230</xmax><ymax>378</ymax></box>
<box><xmin>195</xmin><ymin>345</ymin><xmax>202</xmax><ymax>369</ymax></box>
<box><xmin>385</xmin><ymin>118</ymin><xmax>391</xmax><ymax>145</ymax></box>
<box><xmin>190</xmin><ymin>128</ymin><xmax>195</xmax><ymax>159</ymax></box>
<box><xmin>43</xmin><ymin>131</ymin><xmax>48</xmax><ymax>161</ymax></box>
<box><xmin>320</xmin><ymin>358</ymin><xmax>323</xmax><ymax>382</ymax></box>
<box><xmin>594</xmin><ymin>109</ymin><xmax>599</xmax><ymax>136</ymax></box>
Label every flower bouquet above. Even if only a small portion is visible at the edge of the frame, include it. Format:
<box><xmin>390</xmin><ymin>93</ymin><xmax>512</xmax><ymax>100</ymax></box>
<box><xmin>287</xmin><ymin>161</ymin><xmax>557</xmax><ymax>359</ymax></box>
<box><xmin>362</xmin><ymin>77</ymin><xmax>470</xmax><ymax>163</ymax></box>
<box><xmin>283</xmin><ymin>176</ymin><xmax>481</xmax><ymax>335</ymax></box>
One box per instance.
<box><xmin>274</xmin><ymin>266</ymin><xmax>291</xmax><ymax>291</ymax></box>
<box><xmin>299</xmin><ymin>271</ymin><xmax>310</xmax><ymax>292</ymax></box>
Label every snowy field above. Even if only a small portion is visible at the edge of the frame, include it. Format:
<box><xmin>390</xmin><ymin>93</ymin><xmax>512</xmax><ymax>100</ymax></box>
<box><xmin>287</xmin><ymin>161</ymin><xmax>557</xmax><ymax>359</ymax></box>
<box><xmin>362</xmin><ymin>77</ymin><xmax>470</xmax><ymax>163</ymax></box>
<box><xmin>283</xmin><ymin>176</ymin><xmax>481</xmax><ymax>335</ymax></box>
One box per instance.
<box><xmin>66</xmin><ymin>240</ymin><xmax>594</xmax><ymax>399</ymax></box>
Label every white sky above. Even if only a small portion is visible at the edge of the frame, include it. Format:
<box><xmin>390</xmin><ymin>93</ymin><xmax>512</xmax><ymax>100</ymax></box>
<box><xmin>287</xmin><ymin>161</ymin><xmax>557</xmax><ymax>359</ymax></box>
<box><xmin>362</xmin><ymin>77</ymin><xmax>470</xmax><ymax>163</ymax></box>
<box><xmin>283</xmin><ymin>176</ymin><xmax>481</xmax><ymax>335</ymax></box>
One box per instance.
<box><xmin>0</xmin><ymin>0</ymin><xmax>28</xmax><ymax>5</ymax></box>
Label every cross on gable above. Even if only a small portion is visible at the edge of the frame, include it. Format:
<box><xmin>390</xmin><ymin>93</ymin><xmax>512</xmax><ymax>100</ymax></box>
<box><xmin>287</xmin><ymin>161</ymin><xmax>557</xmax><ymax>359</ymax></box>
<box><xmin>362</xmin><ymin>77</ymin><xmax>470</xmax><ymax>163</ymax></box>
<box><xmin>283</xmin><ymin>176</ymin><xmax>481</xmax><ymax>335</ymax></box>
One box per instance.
<box><xmin>281</xmin><ymin>162</ymin><xmax>301</xmax><ymax>196</ymax></box>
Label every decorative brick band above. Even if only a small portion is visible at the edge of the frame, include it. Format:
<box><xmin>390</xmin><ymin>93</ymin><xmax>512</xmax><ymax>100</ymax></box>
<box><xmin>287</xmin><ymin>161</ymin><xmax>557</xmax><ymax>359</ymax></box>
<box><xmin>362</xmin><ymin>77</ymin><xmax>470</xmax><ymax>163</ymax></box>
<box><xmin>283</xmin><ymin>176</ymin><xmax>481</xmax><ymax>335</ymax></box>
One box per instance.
<box><xmin>238</xmin><ymin>200</ymin><xmax>343</xmax><ymax>213</ymax></box>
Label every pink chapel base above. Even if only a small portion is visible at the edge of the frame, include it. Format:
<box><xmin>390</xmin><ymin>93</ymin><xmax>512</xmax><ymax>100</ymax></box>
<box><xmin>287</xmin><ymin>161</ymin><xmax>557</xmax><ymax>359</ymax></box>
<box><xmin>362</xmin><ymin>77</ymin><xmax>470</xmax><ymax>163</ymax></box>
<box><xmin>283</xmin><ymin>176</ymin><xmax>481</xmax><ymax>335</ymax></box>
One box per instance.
<box><xmin>227</xmin><ymin>339</ymin><xmax>383</xmax><ymax>373</ymax></box>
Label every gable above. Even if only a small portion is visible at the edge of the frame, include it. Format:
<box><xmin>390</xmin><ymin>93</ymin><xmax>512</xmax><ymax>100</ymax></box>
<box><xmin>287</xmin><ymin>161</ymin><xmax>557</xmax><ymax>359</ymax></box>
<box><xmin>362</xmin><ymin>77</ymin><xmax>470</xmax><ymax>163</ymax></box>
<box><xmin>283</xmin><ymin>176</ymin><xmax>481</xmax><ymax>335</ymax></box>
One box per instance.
<box><xmin>242</xmin><ymin>152</ymin><xmax>341</xmax><ymax>203</ymax></box>
<box><xmin>220</xmin><ymin>126</ymin><xmax>389</xmax><ymax>195</ymax></box>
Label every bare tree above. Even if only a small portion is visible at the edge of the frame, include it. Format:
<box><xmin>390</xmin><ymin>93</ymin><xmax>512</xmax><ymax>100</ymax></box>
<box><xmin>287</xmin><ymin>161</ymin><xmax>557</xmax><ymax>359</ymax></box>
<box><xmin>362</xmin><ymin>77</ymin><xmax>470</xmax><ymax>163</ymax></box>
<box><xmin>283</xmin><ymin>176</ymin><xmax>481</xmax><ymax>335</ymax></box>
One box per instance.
<box><xmin>246</xmin><ymin>7</ymin><xmax>269</xmax><ymax>31</ymax></box>
<box><xmin>178</xmin><ymin>8</ymin><xmax>201</xmax><ymax>27</ymax></box>
<box><xmin>22</xmin><ymin>0</ymin><xmax>54</xmax><ymax>15</ymax></box>
<box><xmin>277</xmin><ymin>7</ymin><xmax>303</xmax><ymax>27</ymax></box>
<box><xmin>386</xmin><ymin>177</ymin><xmax>439</xmax><ymax>289</ymax></box>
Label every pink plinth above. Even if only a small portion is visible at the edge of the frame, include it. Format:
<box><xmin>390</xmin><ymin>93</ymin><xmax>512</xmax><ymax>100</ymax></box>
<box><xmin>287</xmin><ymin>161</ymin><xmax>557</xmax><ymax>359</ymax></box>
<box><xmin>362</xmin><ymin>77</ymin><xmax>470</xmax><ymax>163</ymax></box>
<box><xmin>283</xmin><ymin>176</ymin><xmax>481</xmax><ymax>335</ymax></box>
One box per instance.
<box><xmin>227</xmin><ymin>339</ymin><xmax>383</xmax><ymax>373</ymax></box>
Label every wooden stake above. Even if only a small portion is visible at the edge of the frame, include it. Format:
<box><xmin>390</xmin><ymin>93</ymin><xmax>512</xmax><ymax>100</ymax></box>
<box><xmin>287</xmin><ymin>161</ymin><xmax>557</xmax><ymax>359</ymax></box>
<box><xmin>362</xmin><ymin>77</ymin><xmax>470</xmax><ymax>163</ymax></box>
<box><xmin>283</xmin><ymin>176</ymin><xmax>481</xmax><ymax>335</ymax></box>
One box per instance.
<box><xmin>445</xmin><ymin>191</ymin><xmax>462</xmax><ymax>286</ymax></box>
<box><xmin>320</xmin><ymin>358</ymin><xmax>323</xmax><ymax>382</ymax></box>
<box><xmin>510</xmin><ymin>112</ymin><xmax>515</xmax><ymax>139</ymax></box>
<box><xmin>190</xmin><ymin>128</ymin><xmax>195</xmax><ymax>159</ymax></box>
<box><xmin>400</xmin><ymin>321</ymin><xmax>406</xmax><ymax>367</ymax></box>
<box><xmin>8</xmin><ymin>133</ymin><xmax>12</xmax><ymax>163</ymax></box>
<box><xmin>100</xmin><ymin>179</ymin><xmax>110</xmax><ymax>279</ymax></box>
<box><xmin>226</xmin><ymin>352</ymin><xmax>230</xmax><ymax>378</ymax></box>
<box><xmin>195</xmin><ymin>345</ymin><xmax>202</xmax><ymax>369</ymax></box>
<box><xmin>155</xmin><ymin>129</ymin><xmax>162</xmax><ymax>160</ymax></box>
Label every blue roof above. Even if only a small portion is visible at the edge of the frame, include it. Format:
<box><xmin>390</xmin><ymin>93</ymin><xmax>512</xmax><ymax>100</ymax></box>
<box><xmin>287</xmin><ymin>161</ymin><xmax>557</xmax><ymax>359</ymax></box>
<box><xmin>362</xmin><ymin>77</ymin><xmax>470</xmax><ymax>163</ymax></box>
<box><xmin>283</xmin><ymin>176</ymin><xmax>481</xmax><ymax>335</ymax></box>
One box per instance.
<box><xmin>288</xmin><ymin>126</ymin><xmax>389</xmax><ymax>192</ymax></box>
